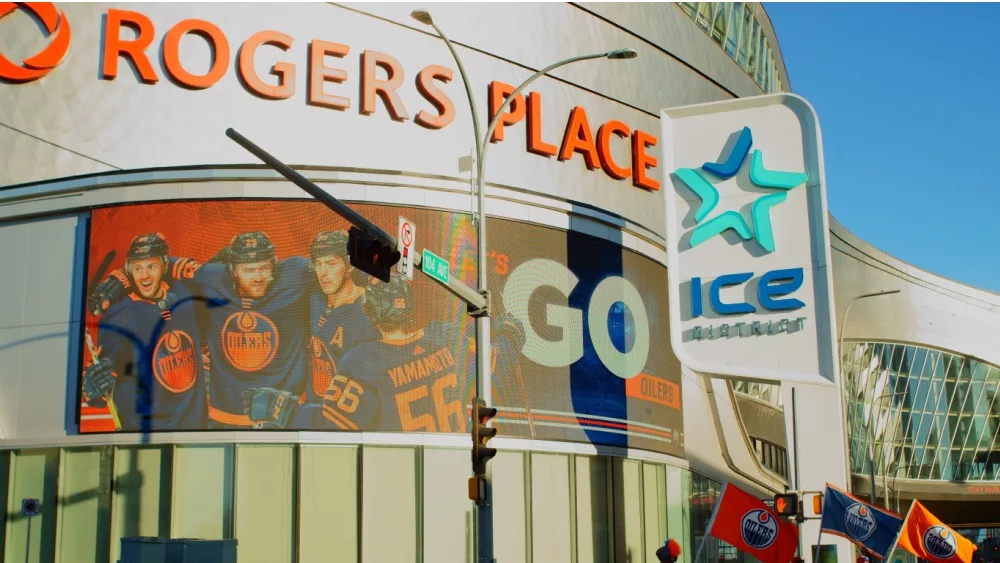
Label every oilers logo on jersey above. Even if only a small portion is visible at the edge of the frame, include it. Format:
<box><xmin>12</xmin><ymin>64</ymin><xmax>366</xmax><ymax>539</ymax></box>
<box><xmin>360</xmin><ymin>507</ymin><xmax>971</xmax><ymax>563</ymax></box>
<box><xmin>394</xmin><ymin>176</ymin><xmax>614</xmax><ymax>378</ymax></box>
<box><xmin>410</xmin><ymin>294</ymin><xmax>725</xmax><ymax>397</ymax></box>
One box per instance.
<box><xmin>152</xmin><ymin>330</ymin><xmax>198</xmax><ymax>393</ymax></box>
<box><xmin>222</xmin><ymin>311</ymin><xmax>279</xmax><ymax>372</ymax></box>
<box><xmin>310</xmin><ymin>335</ymin><xmax>337</xmax><ymax>397</ymax></box>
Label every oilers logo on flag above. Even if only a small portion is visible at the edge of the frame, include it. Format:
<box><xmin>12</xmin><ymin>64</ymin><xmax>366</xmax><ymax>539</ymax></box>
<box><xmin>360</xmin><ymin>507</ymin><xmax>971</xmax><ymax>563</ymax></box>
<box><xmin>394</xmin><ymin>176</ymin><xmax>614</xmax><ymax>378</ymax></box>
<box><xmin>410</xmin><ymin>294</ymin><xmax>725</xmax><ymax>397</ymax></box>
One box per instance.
<box><xmin>741</xmin><ymin>509</ymin><xmax>778</xmax><ymax>549</ymax></box>
<box><xmin>923</xmin><ymin>526</ymin><xmax>958</xmax><ymax>559</ymax></box>
<box><xmin>845</xmin><ymin>503</ymin><xmax>877</xmax><ymax>542</ymax></box>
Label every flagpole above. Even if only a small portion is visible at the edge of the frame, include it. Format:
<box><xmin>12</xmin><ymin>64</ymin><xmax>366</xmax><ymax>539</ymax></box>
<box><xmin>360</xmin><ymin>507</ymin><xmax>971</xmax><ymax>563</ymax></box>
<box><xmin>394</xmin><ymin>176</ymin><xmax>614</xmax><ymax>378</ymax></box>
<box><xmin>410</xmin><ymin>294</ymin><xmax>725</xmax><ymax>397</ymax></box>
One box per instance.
<box><xmin>813</xmin><ymin>529</ymin><xmax>824</xmax><ymax>563</ymax></box>
<box><xmin>883</xmin><ymin>500</ymin><xmax>914</xmax><ymax>563</ymax></box>
<box><xmin>695</xmin><ymin>483</ymin><xmax>727</xmax><ymax>563</ymax></box>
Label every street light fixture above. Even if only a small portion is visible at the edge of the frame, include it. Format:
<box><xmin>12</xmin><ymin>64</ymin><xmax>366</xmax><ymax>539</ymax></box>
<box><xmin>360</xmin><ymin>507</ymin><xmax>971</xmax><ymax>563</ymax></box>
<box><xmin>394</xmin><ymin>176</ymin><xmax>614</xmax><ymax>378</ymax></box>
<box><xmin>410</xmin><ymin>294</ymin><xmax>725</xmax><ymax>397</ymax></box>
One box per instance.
<box><xmin>411</xmin><ymin>9</ymin><xmax>637</xmax><ymax>563</ymax></box>
<box><xmin>838</xmin><ymin>288</ymin><xmax>900</xmax><ymax>506</ymax></box>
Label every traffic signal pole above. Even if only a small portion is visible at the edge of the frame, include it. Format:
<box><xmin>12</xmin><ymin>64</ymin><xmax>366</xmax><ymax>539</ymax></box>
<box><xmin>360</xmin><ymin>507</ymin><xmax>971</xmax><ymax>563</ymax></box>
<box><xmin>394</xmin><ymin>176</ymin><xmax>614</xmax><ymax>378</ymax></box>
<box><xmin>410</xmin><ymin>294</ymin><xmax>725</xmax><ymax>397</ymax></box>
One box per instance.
<box><xmin>225</xmin><ymin>128</ymin><xmax>488</xmax><ymax>314</ymax></box>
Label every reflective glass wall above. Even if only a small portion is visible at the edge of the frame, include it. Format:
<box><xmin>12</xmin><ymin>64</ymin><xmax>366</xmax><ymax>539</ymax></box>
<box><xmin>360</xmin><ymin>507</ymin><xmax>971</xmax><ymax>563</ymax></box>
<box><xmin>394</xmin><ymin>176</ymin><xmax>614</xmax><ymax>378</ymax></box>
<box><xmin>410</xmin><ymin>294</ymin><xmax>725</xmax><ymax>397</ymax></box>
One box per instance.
<box><xmin>676</xmin><ymin>2</ymin><xmax>783</xmax><ymax>93</ymax></box>
<box><xmin>731</xmin><ymin>381</ymin><xmax>783</xmax><ymax>410</ymax></box>
<box><xmin>0</xmin><ymin>443</ymin><xmax>740</xmax><ymax>563</ymax></box>
<box><xmin>842</xmin><ymin>341</ymin><xmax>1000</xmax><ymax>482</ymax></box>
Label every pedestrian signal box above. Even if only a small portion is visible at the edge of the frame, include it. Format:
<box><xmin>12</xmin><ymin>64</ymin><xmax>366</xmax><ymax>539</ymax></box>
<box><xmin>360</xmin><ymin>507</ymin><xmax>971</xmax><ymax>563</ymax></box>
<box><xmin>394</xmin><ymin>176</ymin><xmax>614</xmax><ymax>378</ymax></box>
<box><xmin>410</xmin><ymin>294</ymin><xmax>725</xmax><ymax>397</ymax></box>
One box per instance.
<box><xmin>774</xmin><ymin>493</ymin><xmax>799</xmax><ymax>517</ymax></box>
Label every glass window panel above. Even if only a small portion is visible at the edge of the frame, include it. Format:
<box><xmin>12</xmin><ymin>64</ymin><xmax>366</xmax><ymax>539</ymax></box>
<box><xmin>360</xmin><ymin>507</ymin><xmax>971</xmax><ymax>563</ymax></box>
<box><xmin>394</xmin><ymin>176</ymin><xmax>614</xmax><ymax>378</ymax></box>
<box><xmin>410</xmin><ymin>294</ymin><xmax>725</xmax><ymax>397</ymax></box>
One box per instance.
<box><xmin>614</xmin><ymin>459</ymin><xmax>644</xmax><ymax>563</ymax></box>
<box><xmin>963</xmin><ymin>413</ymin><xmax>989</xmax><ymax>451</ymax></box>
<box><xmin>986</xmin><ymin>366</ymin><xmax>1000</xmax><ymax>385</ymax></box>
<box><xmin>756</xmin><ymin>35</ymin><xmax>766</xmax><ymax>85</ymax></box>
<box><xmin>424</xmin><ymin>448</ymin><xmax>474</xmax><ymax>563</ymax></box>
<box><xmin>531</xmin><ymin>453</ymin><xmax>572</xmax><ymax>563</ymax></box>
<box><xmin>737</xmin><ymin>7</ymin><xmax>751</xmax><ymax>67</ymax></box>
<box><xmin>711</xmin><ymin>3</ymin><xmax>727</xmax><ymax>45</ymax></box>
<box><xmin>363</xmin><ymin>447</ymin><xmax>417</xmax><ymax>563</ymax></box>
<box><xmin>747</xmin><ymin>20</ymin><xmax>760</xmax><ymax>77</ymax></box>
<box><xmin>56</xmin><ymin>447</ymin><xmax>112</xmax><ymax>563</ymax></box>
<box><xmin>299</xmin><ymin>446</ymin><xmax>357</xmax><ymax>563</ymax></box>
<box><xmin>725</xmin><ymin>3</ymin><xmax>741</xmax><ymax>55</ymax></box>
<box><xmin>680</xmin><ymin>2</ymin><xmax>698</xmax><ymax>17</ymax></box>
<box><xmin>666</xmin><ymin>466</ymin><xmax>684</xmax><ymax>560</ymax></box>
<box><xmin>971</xmin><ymin>361</ymin><xmax>987</xmax><ymax>381</ymax></box>
<box><xmin>171</xmin><ymin>444</ymin><xmax>234</xmax><ymax>540</ymax></box>
<box><xmin>4</xmin><ymin>449</ymin><xmax>59</xmax><ymax>563</ymax></box>
<box><xmin>576</xmin><ymin>456</ymin><xmax>611</xmax><ymax>563</ymax></box>
<box><xmin>643</xmin><ymin>463</ymin><xmax>667</xmax><ymax>562</ymax></box>
<box><xmin>493</xmin><ymin>452</ymin><xmax>528</xmax><ymax>563</ymax></box>
<box><xmin>111</xmin><ymin>446</ymin><xmax>171</xmax><ymax>563</ymax></box>
<box><xmin>680</xmin><ymin>471</ymin><xmax>692</xmax><ymax>563</ymax></box>
<box><xmin>235</xmin><ymin>445</ymin><xmax>294</xmax><ymax>563</ymax></box>
<box><xmin>696</xmin><ymin>3</ymin><xmax>712</xmax><ymax>31</ymax></box>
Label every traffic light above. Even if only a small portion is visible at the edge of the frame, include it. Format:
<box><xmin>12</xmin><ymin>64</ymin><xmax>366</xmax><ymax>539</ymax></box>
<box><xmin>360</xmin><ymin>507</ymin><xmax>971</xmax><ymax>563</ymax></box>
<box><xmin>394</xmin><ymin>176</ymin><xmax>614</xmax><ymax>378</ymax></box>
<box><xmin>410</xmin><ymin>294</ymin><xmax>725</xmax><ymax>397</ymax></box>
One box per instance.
<box><xmin>471</xmin><ymin>397</ymin><xmax>497</xmax><ymax>477</ymax></box>
<box><xmin>347</xmin><ymin>226</ymin><xmax>400</xmax><ymax>283</ymax></box>
<box><xmin>774</xmin><ymin>493</ymin><xmax>799</xmax><ymax>517</ymax></box>
<box><xmin>812</xmin><ymin>493</ymin><xmax>823</xmax><ymax>515</ymax></box>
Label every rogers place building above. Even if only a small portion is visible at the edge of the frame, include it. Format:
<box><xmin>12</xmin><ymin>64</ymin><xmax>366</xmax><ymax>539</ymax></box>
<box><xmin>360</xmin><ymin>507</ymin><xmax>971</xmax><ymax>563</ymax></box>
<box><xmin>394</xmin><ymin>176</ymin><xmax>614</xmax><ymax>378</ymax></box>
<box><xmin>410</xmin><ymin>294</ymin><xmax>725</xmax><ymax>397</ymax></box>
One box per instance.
<box><xmin>1</xmin><ymin>3</ymin><xmax>997</xmax><ymax>563</ymax></box>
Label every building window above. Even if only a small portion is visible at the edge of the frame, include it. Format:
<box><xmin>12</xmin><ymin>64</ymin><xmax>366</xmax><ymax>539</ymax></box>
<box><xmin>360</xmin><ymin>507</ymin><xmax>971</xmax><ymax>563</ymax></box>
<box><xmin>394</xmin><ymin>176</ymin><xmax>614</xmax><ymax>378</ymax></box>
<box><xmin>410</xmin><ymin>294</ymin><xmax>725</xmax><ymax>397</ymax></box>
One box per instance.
<box><xmin>675</xmin><ymin>3</ymin><xmax>781</xmax><ymax>93</ymax></box>
<box><xmin>749</xmin><ymin>437</ymin><xmax>789</xmax><ymax>480</ymax></box>
<box><xmin>844</xmin><ymin>341</ymin><xmax>1000</xmax><ymax>482</ymax></box>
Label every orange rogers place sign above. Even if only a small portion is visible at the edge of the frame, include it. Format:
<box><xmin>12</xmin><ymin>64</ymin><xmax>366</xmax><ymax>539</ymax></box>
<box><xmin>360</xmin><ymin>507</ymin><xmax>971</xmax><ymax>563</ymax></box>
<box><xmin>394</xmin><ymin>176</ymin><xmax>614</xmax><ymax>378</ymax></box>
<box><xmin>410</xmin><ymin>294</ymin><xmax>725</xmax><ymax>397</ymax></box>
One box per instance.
<box><xmin>1</xmin><ymin>4</ymin><xmax>661</xmax><ymax>192</ymax></box>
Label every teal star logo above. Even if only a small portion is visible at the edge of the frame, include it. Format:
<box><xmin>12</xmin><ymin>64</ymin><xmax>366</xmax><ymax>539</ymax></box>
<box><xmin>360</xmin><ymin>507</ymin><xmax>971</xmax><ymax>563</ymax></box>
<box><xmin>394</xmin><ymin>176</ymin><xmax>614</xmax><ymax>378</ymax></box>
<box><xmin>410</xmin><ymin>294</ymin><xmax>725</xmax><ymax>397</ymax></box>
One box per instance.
<box><xmin>675</xmin><ymin>127</ymin><xmax>809</xmax><ymax>253</ymax></box>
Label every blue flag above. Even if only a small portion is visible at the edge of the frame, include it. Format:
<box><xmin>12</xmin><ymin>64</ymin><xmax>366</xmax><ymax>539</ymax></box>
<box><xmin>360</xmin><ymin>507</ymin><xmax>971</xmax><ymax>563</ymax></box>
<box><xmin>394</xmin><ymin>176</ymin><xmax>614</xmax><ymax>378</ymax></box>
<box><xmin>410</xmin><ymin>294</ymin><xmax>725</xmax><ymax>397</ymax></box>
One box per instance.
<box><xmin>819</xmin><ymin>484</ymin><xmax>904</xmax><ymax>560</ymax></box>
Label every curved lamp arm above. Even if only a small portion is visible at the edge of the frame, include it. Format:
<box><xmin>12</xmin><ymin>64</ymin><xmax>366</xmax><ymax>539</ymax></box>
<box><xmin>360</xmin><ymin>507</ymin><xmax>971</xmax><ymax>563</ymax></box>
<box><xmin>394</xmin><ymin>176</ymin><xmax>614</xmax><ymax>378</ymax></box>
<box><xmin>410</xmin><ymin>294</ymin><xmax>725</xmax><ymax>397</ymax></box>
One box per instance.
<box><xmin>421</xmin><ymin>17</ymin><xmax>482</xmax><ymax>168</ymax></box>
<box><xmin>477</xmin><ymin>49</ymin><xmax>636</xmax><ymax>183</ymax></box>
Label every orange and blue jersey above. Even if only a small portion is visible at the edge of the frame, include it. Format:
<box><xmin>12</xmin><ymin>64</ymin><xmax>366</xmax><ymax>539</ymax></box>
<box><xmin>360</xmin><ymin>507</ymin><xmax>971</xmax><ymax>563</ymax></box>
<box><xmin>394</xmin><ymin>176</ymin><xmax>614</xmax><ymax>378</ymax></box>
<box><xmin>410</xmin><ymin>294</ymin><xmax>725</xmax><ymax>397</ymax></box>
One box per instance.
<box><xmin>169</xmin><ymin>256</ymin><xmax>312</xmax><ymax>428</ymax></box>
<box><xmin>306</xmin><ymin>292</ymin><xmax>378</xmax><ymax>403</ymax></box>
<box><xmin>96</xmin><ymin>281</ymin><xmax>208</xmax><ymax>431</ymax></box>
<box><xmin>293</xmin><ymin>319</ymin><xmax>525</xmax><ymax>432</ymax></box>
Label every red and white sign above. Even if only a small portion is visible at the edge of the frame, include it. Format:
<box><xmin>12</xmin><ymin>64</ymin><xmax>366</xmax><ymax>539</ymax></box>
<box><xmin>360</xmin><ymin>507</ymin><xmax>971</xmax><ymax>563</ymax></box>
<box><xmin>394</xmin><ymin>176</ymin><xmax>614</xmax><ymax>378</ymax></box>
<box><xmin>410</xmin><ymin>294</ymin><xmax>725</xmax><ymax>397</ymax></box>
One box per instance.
<box><xmin>397</xmin><ymin>216</ymin><xmax>416</xmax><ymax>279</ymax></box>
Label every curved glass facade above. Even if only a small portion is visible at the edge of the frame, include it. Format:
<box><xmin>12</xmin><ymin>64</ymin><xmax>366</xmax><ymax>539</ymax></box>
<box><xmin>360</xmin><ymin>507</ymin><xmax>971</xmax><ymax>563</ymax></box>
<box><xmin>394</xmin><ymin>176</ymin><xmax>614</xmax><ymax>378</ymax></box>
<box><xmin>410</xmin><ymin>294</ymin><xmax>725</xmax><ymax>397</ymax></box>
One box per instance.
<box><xmin>1</xmin><ymin>443</ymin><xmax>757</xmax><ymax>563</ymax></box>
<box><xmin>677</xmin><ymin>2</ymin><xmax>782</xmax><ymax>93</ymax></box>
<box><xmin>843</xmin><ymin>341</ymin><xmax>1000</xmax><ymax>482</ymax></box>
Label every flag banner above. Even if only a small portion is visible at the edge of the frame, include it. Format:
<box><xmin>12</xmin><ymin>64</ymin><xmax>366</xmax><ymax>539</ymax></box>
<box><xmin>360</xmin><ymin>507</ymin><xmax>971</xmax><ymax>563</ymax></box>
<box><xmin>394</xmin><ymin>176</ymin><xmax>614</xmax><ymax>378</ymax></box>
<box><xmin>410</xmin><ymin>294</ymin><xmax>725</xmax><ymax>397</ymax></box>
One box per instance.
<box><xmin>896</xmin><ymin>500</ymin><xmax>977</xmax><ymax>563</ymax></box>
<box><xmin>817</xmin><ymin>483</ymin><xmax>903</xmax><ymax>559</ymax></box>
<box><xmin>706</xmin><ymin>483</ymin><xmax>799</xmax><ymax>563</ymax></box>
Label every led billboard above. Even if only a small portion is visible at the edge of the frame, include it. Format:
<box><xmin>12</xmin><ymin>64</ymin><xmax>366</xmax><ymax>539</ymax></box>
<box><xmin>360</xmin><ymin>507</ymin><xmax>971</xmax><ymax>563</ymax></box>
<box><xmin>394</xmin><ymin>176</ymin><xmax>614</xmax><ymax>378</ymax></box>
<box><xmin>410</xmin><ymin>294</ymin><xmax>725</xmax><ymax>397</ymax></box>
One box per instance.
<box><xmin>79</xmin><ymin>200</ymin><xmax>683</xmax><ymax>456</ymax></box>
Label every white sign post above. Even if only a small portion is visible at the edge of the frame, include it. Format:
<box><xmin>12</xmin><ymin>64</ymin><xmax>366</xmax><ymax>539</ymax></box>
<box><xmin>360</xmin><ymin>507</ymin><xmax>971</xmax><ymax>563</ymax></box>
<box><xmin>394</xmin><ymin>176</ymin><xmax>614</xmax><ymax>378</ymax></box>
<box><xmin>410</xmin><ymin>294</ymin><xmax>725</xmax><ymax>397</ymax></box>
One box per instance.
<box><xmin>660</xmin><ymin>93</ymin><xmax>850</xmax><ymax>563</ymax></box>
<box><xmin>397</xmin><ymin>216</ymin><xmax>416</xmax><ymax>279</ymax></box>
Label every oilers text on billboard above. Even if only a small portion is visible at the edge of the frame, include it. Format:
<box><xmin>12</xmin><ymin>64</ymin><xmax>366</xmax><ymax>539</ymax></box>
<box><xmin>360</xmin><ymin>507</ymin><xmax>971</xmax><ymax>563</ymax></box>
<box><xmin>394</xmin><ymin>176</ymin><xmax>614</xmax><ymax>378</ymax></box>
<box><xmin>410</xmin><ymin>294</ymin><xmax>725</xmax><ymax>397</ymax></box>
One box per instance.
<box><xmin>80</xmin><ymin>200</ymin><xmax>683</xmax><ymax>456</ymax></box>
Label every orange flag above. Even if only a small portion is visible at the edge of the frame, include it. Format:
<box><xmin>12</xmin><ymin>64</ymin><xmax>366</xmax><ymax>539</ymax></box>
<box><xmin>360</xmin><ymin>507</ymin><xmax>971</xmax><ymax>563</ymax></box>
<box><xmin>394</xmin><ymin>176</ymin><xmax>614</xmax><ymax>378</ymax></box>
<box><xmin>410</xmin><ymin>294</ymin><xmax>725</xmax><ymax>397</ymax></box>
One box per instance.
<box><xmin>896</xmin><ymin>500</ymin><xmax>976</xmax><ymax>563</ymax></box>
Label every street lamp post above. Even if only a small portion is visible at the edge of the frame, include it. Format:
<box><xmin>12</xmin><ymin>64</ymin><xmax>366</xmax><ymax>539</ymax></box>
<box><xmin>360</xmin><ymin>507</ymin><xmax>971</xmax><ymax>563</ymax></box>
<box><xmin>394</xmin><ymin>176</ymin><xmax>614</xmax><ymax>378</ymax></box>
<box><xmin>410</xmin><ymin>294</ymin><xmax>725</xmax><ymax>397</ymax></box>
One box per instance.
<box><xmin>867</xmin><ymin>390</ymin><xmax>906</xmax><ymax>509</ymax></box>
<box><xmin>838</xmin><ymin>289</ymin><xmax>900</xmax><ymax>505</ymax></box>
<box><xmin>410</xmin><ymin>10</ymin><xmax>636</xmax><ymax>563</ymax></box>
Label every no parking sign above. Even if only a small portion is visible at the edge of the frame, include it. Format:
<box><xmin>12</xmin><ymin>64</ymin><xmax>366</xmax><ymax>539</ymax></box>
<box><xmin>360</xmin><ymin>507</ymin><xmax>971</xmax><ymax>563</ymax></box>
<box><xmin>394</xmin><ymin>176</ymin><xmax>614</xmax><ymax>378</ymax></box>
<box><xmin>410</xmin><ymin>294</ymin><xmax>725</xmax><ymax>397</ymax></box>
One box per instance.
<box><xmin>397</xmin><ymin>216</ymin><xmax>416</xmax><ymax>279</ymax></box>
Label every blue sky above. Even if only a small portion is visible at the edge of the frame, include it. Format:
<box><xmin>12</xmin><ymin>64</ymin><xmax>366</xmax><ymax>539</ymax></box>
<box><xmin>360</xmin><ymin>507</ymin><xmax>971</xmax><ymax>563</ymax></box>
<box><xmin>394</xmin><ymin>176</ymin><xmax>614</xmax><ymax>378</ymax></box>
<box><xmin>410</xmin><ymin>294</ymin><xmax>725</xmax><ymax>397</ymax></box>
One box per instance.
<box><xmin>764</xmin><ymin>3</ymin><xmax>1000</xmax><ymax>294</ymax></box>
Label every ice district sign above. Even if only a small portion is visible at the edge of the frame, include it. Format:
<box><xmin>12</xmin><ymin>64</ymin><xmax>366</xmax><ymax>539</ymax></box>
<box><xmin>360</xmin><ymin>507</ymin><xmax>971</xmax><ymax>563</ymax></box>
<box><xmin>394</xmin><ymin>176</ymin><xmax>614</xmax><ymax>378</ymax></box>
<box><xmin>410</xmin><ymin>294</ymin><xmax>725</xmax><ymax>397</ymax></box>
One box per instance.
<box><xmin>660</xmin><ymin>94</ymin><xmax>838</xmax><ymax>385</ymax></box>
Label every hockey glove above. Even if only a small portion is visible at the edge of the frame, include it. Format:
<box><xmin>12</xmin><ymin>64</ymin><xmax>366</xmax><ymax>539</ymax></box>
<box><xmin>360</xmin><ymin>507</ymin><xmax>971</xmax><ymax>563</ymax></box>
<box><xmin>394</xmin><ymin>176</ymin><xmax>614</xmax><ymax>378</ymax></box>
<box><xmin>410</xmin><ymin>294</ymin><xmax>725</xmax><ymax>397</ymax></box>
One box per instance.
<box><xmin>83</xmin><ymin>358</ymin><xmax>116</xmax><ymax>403</ymax></box>
<box><xmin>243</xmin><ymin>387</ymin><xmax>297</xmax><ymax>429</ymax></box>
<box><xmin>88</xmin><ymin>269</ymin><xmax>130</xmax><ymax>316</ymax></box>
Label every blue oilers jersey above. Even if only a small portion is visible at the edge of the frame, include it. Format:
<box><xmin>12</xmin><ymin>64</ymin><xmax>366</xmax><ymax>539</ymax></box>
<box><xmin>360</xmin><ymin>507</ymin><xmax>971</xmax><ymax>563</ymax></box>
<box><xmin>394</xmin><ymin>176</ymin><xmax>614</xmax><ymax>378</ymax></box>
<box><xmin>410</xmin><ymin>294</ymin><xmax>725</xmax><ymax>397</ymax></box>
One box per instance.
<box><xmin>171</xmin><ymin>256</ymin><xmax>312</xmax><ymax>427</ymax></box>
<box><xmin>97</xmin><ymin>281</ymin><xmax>208</xmax><ymax>431</ymax></box>
<box><xmin>306</xmin><ymin>292</ymin><xmax>379</xmax><ymax>403</ymax></box>
<box><xmin>292</xmin><ymin>318</ymin><xmax>526</xmax><ymax>432</ymax></box>
<box><xmin>334</xmin><ymin>321</ymin><xmax>470</xmax><ymax>433</ymax></box>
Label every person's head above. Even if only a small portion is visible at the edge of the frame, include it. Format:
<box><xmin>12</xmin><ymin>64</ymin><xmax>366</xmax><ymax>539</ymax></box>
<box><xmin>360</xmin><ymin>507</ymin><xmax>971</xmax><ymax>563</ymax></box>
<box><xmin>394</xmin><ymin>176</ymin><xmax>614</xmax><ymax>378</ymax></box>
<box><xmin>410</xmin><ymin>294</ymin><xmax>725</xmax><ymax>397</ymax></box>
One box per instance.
<box><xmin>362</xmin><ymin>273</ymin><xmax>415</xmax><ymax>334</ymax></box>
<box><xmin>125</xmin><ymin>233</ymin><xmax>169</xmax><ymax>300</ymax></box>
<box><xmin>309</xmin><ymin>231</ymin><xmax>352</xmax><ymax>297</ymax></box>
<box><xmin>661</xmin><ymin>538</ymin><xmax>682</xmax><ymax>562</ymax></box>
<box><xmin>228</xmin><ymin>231</ymin><xmax>277</xmax><ymax>298</ymax></box>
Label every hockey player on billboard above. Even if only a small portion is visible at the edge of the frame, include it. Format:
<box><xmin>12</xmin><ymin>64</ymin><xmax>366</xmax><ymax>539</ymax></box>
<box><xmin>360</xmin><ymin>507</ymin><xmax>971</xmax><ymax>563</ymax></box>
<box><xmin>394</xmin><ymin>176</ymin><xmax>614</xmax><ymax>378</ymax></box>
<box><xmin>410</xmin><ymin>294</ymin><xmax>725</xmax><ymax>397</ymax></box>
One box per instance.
<box><xmin>242</xmin><ymin>272</ymin><xmax>530</xmax><ymax>433</ymax></box>
<box><xmin>83</xmin><ymin>233</ymin><xmax>210</xmax><ymax>431</ymax></box>
<box><xmin>90</xmin><ymin>231</ymin><xmax>314</xmax><ymax>429</ymax></box>
<box><xmin>305</xmin><ymin>231</ymin><xmax>378</xmax><ymax>402</ymax></box>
